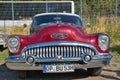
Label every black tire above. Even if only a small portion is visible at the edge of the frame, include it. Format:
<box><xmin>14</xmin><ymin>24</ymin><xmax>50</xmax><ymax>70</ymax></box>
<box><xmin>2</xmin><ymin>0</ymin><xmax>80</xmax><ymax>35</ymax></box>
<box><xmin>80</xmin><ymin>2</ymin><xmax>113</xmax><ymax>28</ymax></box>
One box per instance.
<box><xmin>87</xmin><ymin>67</ymin><xmax>102</xmax><ymax>76</ymax></box>
<box><xmin>17</xmin><ymin>70</ymin><xmax>30</xmax><ymax>79</ymax></box>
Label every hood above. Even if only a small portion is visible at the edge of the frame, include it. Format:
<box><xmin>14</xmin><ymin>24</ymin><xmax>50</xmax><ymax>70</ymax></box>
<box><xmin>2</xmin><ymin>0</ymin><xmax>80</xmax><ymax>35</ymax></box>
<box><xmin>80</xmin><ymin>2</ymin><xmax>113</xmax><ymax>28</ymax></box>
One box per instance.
<box><xmin>28</xmin><ymin>24</ymin><xmax>91</xmax><ymax>44</ymax></box>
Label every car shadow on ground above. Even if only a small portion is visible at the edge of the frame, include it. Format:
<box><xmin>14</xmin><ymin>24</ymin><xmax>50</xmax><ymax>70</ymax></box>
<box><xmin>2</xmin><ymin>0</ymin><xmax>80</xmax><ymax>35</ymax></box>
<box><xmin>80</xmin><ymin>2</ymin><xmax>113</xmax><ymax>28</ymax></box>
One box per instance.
<box><xmin>29</xmin><ymin>69</ymin><xmax>120</xmax><ymax>80</ymax></box>
<box><xmin>0</xmin><ymin>64</ymin><xmax>120</xmax><ymax>80</ymax></box>
<box><xmin>0</xmin><ymin>63</ymin><xmax>91</xmax><ymax>80</ymax></box>
<box><xmin>0</xmin><ymin>45</ymin><xmax>7</xmax><ymax>51</ymax></box>
<box><xmin>0</xmin><ymin>63</ymin><xmax>89</xmax><ymax>80</ymax></box>
<box><xmin>29</xmin><ymin>69</ymin><xmax>89</xmax><ymax>80</ymax></box>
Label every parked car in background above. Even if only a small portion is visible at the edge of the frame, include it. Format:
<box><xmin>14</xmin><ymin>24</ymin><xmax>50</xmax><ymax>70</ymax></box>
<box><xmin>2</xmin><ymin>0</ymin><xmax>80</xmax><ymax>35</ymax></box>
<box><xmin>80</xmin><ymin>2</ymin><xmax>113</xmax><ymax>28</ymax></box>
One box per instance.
<box><xmin>0</xmin><ymin>32</ymin><xmax>7</xmax><ymax>50</ymax></box>
<box><xmin>6</xmin><ymin>13</ymin><xmax>112</xmax><ymax>78</ymax></box>
<box><xmin>0</xmin><ymin>32</ymin><xmax>4</xmax><ymax>46</ymax></box>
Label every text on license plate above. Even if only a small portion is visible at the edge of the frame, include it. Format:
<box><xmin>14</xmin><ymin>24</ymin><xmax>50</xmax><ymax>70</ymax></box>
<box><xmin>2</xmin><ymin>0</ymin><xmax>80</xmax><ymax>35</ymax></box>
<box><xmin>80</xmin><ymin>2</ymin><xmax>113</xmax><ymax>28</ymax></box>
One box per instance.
<box><xmin>43</xmin><ymin>65</ymin><xmax>74</xmax><ymax>73</ymax></box>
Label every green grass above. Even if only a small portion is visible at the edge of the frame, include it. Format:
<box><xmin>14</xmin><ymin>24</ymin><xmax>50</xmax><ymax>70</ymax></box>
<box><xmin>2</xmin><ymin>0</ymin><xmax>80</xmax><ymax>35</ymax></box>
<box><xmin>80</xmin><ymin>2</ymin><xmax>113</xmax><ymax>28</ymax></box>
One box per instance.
<box><xmin>0</xmin><ymin>49</ymin><xmax>8</xmax><ymax>65</ymax></box>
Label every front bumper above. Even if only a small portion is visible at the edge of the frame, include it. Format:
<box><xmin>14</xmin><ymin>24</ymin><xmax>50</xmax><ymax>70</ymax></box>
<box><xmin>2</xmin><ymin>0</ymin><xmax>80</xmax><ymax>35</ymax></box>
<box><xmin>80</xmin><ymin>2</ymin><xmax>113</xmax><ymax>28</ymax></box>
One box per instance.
<box><xmin>6</xmin><ymin>54</ymin><xmax>112</xmax><ymax>70</ymax></box>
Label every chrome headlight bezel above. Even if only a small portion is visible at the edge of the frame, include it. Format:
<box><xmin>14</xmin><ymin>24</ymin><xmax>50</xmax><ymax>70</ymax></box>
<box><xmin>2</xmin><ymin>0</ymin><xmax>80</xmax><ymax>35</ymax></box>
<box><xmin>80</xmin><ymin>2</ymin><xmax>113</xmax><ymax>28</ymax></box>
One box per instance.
<box><xmin>7</xmin><ymin>36</ymin><xmax>20</xmax><ymax>53</ymax></box>
<box><xmin>98</xmin><ymin>34</ymin><xmax>110</xmax><ymax>51</ymax></box>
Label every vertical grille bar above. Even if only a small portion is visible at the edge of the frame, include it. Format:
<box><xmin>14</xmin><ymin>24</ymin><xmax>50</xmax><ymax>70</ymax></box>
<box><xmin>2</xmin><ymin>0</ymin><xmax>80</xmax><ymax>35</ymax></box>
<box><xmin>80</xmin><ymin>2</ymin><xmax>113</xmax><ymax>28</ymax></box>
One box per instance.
<box><xmin>43</xmin><ymin>47</ymin><xmax>45</xmax><ymax>57</ymax></box>
<box><xmin>69</xmin><ymin>46</ymin><xmax>72</xmax><ymax>57</ymax></box>
<box><xmin>67</xmin><ymin>46</ymin><xmax>69</xmax><ymax>57</ymax></box>
<box><xmin>48</xmin><ymin>46</ymin><xmax>51</xmax><ymax>57</ymax></box>
<box><xmin>52</xmin><ymin>46</ymin><xmax>54</xmax><ymax>57</ymax></box>
<box><xmin>64</xmin><ymin>46</ymin><xmax>67</xmax><ymax>57</ymax></box>
<box><xmin>31</xmin><ymin>49</ymin><xmax>33</xmax><ymax>55</ymax></box>
<box><xmin>37</xmin><ymin>47</ymin><xmax>39</xmax><ymax>58</ymax></box>
<box><xmin>78</xmin><ymin>47</ymin><xmax>81</xmax><ymax>56</ymax></box>
<box><xmin>46</xmin><ymin>46</ymin><xmax>48</xmax><ymax>58</ymax></box>
<box><xmin>41</xmin><ymin>47</ymin><xmax>43</xmax><ymax>58</ymax></box>
<box><xmin>76</xmin><ymin>46</ymin><xmax>78</xmax><ymax>56</ymax></box>
<box><xmin>73</xmin><ymin>47</ymin><xmax>76</xmax><ymax>57</ymax></box>
<box><xmin>33</xmin><ymin>48</ymin><xmax>34</xmax><ymax>56</ymax></box>
<box><xmin>44</xmin><ymin>47</ymin><xmax>46</xmax><ymax>58</ymax></box>
<box><xmin>57</xmin><ymin>46</ymin><xmax>59</xmax><ymax>55</ymax></box>
<box><xmin>61</xmin><ymin>46</ymin><xmax>63</xmax><ymax>56</ymax></box>
<box><xmin>72</xmin><ymin>46</ymin><xmax>74</xmax><ymax>57</ymax></box>
<box><xmin>39</xmin><ymin>47</ymin><xmax>41</xmax><ymax>57</ymax></box>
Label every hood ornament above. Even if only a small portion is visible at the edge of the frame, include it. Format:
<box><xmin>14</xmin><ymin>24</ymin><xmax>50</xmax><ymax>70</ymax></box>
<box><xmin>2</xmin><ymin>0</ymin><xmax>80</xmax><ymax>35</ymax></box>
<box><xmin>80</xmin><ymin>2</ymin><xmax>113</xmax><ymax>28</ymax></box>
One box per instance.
<box><xmin>56</xmin><ymin>21</ymin><xmax>62</xmax><ymax>27</ymax></box>
<box><xmin>51</xmin><ymin>33</ymin><xmax>68</xmax><ymax>39</ymax></box>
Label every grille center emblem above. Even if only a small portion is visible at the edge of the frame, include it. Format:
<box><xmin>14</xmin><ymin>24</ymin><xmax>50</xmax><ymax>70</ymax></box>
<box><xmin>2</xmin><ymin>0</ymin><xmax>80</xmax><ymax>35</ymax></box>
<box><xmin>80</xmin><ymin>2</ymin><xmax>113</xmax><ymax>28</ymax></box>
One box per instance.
<box><xmin>51</xmin><ymin>33</ymin><xmax>68</xmax><ymax>39</ymax></box>
<box><xmin>56</xmin><ymin>55</ymin><xmax>62</xmax><ymax>61</ymax></box>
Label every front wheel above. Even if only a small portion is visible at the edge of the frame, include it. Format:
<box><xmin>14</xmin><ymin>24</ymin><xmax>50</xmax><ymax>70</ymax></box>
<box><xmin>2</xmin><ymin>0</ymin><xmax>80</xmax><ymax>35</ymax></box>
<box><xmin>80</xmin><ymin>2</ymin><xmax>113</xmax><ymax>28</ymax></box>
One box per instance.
<box><xmin>87</xmin><ymin>67</ymin><xmax>102</xmax><ymax>76</ymax></box>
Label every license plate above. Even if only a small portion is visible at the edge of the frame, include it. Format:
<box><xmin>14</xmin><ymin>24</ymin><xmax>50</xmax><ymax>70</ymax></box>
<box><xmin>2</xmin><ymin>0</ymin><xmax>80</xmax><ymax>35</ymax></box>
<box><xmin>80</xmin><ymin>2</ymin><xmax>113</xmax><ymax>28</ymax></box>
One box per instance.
<box><xmin>43</xmin><ymin>65</ymin><xmax>74</xmax><ymax>73</ymax></box>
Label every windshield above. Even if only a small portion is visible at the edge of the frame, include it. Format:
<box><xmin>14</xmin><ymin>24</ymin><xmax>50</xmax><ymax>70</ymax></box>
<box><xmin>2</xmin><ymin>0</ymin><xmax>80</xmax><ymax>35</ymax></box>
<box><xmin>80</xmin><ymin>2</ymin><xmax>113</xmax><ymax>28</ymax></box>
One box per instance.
<box><xmin>32</xmin><ymin>14</ymin><xmax>83</xmax><ymax>28</ymax></box>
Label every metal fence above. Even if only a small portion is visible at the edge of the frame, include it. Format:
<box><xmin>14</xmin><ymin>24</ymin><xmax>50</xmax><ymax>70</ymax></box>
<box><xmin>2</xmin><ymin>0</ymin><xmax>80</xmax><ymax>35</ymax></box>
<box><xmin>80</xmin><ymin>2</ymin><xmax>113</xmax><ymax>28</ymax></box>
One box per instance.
<box><xmin>0</xmin><ymin>0</ymin><xmax>120</xmax><ymax>28</ymax></box>
<box><xmin>78</xmin><ymin>0</ymin><xmax>120</xmax><ymax>28</ymax></box>
<box><xmin>0</xmin><ymin>1</ymin><xmax>74</xmax><ymax>28</ymax></box>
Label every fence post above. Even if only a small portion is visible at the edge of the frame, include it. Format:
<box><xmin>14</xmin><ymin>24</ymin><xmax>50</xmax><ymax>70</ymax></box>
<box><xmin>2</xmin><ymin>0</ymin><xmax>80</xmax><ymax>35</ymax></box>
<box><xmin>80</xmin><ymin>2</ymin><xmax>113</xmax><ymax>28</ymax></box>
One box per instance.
<box><xmin>4</xmin><ymin>20</ymin><xmax>5</xmax><ymax>30</ymax></box>
<box><xmin>12</xmin><ymin>0</ymin><xmax>14</xmax><ymax>27</ymax></box>
<box><xmin>46</xmin><ymin>0</ymin><xmax>48</xmax><ymax>13</ymax></box>
<box><xmin>116</xmin><ymin>0</ymin><xmax>118</xmax><ymax>28</ymax></box>
<box><xmin>80</xmin><ymin>0</ymin><xmax>82</xmax><ymax>19</ymax></box>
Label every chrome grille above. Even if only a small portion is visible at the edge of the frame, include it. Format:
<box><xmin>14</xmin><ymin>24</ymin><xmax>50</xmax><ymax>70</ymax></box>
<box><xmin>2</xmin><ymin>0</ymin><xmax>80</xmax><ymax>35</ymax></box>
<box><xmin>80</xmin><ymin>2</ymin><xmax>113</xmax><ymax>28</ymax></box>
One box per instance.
<box><xmin>22</xmin><ymin>45</ymin><xmax>96</xmax><ymax>58</ymax></box>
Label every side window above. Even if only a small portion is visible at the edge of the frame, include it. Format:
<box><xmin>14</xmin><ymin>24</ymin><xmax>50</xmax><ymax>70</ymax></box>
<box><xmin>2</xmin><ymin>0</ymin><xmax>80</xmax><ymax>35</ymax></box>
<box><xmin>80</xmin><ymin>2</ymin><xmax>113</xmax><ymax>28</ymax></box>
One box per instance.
<box><xmin>77</xmin><ymin>18</ymin><xmax>83</xmax><ymax>27</ymax></box>
<box><xmin>30</xmin><ymin>18</ymin><xmax>37</xmax><ymax>34</ymax></box>
<box><xmin>31</xmin><ymin>18</ymin><xmax>38</xmax><ymax>28</ymax></box>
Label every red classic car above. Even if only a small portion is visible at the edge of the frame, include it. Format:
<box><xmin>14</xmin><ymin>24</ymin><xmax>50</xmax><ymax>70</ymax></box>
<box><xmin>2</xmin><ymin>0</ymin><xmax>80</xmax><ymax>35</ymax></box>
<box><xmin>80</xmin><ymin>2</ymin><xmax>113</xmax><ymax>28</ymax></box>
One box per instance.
<box><xmin>6</xmin><ymin>13</ymin><xmax>112</xmax><ymax>78</ymax></box>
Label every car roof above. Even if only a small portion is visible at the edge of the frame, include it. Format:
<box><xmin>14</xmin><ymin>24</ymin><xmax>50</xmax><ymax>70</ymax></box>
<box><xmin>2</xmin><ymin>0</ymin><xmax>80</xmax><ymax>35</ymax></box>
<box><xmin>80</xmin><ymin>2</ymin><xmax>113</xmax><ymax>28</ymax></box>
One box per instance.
<box><xmin>34</xmin><ymin>13</ymin><xmax>81</xmax><ymax>18</ymax></box>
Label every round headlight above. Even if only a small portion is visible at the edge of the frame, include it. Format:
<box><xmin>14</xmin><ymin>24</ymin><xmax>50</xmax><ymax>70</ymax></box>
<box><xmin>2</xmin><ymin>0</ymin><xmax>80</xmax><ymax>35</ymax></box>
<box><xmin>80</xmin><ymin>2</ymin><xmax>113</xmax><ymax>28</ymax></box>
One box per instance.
<box><xmin>8</xmin><ymin>37</ymin><xmax>19</xmax><ymax>47</ymax></box>
<box><xmin>7</xmin><ymin>36</ymin><xmax>20</xmax><ymax>53</ymax></box>
<box><xmin>98</xmin><ymin>34</ymin><xmax>110</xmax><ymax>51</ymax></box>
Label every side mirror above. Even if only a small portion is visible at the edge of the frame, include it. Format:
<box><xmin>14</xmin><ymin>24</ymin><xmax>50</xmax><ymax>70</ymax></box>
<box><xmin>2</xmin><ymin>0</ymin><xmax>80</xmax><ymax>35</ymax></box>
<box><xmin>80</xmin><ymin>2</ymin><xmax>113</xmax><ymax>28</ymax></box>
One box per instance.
<box><xmin>86</xmin><ymin>23</ymin><xmax>90</xmax><ymax>27</ymax></box>
<box><xmin>23</xmin><ymin>23</ymin><xmax>27</xmax><ymax>28</ymax></box>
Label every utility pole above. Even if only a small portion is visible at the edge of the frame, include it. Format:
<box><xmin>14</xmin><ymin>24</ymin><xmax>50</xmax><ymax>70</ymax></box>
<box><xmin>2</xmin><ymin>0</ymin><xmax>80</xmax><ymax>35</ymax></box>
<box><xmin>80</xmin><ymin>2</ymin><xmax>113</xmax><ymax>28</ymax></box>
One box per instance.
<box><xmin>80</xmin><ymin>0</ymin><xmax>82</xmax><ymax>19</ymax></box>
<box><xmin>116</xmin><ymin>0</ymin><xmax>118</xmax><ymax>28</ymax></box>
<box><xmin>46</xmin><ymin>0</ymin><xmax>48</xmax><ymax>13</ymax></box>
<box><xmin>12</xmin><ymin>0</ymin><xmax>14</xmax><ymax>27</ymax></box>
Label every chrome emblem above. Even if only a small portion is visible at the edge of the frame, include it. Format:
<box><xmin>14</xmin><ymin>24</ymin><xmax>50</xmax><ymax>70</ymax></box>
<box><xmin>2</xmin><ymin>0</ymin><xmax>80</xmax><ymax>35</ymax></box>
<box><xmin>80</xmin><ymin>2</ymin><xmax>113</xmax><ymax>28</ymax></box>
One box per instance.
<box><xmin>56</xmin><ymin>55</ymin><xmax>62</xmax><ymax>61</ymax></box>
<box><xmin>51</xmin><ymin>33</ymin><xmax>68</xmax><ymax>39</ymax></box>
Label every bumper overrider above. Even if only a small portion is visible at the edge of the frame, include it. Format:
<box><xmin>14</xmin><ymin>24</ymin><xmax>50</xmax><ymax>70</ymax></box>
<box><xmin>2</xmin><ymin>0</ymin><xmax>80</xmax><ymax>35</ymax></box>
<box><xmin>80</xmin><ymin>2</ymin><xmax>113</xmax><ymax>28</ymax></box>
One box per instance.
<box><xmin>6</xmin><ymin>42</ymin><xmax>112</xmax><ymax>70</ymax></box>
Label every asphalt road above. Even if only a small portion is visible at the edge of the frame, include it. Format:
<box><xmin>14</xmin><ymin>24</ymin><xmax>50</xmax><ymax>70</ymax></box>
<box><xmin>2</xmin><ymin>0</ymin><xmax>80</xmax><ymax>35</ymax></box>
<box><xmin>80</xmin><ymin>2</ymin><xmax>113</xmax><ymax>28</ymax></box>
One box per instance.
<box><xmin>0</xmin><ymin>63</ymin><xmax>120</xmax><ymax>80</ymax></box>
